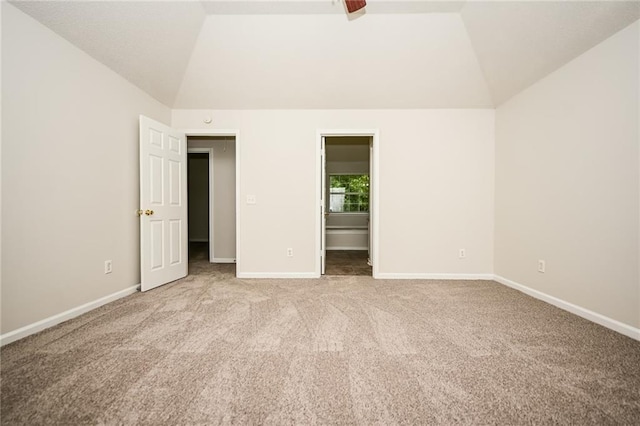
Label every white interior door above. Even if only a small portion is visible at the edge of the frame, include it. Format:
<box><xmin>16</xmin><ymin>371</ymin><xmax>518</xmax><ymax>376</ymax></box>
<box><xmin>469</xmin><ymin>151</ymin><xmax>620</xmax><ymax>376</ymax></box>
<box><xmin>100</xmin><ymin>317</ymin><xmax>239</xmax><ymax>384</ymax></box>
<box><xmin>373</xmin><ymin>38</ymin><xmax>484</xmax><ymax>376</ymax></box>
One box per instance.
<box><xmin>139</xmin><ymin>115</ymin><xmax>188</xmax><ymax>291</ymax></box>
<box><xmin>321</xmin><ymin>136</ymin><xmax>327</xmax><ymax>275</ymax></box>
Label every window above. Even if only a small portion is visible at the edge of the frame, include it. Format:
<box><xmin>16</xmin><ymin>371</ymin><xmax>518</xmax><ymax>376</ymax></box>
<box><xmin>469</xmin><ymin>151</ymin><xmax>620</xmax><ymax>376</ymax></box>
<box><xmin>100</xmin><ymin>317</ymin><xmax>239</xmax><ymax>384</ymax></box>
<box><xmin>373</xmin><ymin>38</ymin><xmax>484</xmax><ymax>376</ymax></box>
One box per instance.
<box><xmin>329</xmin><ymin>174</ymin><xmax>369</xmax><ymax>213</ymax></box>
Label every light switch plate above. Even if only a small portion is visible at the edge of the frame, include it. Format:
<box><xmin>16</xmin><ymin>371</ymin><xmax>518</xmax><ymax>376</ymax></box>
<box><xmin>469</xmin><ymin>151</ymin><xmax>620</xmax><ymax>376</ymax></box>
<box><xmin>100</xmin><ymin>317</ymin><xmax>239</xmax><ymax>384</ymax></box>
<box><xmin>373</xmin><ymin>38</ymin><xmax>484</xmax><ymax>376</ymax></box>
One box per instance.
<box><xmin>246</xmin><ymin>194</ymin><xmax>256</xmax><ymax>205</ymax></box>
<box><xmin>538</xmin><ymin>260</ymin><xmax>546</xmax><ymax>273</ymax></box>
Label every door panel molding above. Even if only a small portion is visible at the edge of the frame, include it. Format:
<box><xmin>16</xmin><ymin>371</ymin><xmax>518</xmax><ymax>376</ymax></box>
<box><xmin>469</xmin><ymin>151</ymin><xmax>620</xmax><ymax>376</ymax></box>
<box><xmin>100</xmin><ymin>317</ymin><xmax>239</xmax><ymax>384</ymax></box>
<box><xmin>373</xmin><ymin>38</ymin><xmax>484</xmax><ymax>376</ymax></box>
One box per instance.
<box><xmin>140</xmin><ymin>115</ymin><xmax>188</xmax><ymax>291</ymax></box>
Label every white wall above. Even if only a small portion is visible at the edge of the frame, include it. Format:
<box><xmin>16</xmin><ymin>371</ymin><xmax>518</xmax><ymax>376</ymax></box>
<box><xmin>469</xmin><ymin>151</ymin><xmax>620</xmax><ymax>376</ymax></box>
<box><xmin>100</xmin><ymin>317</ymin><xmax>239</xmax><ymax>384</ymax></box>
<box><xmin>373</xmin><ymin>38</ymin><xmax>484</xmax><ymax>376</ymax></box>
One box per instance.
<box><xmin>327</xmin><ymin>162</ymin><xmax>369</xmax><ymax>175</ymax></box>
<box><xmin>173</xmin><ymin>109</ymin><xmax>495</xmax><ymax>277</ymax></box>
<box><xmin>1</xmin><ymin>4</ymin><xmax>171</xmax><ymax>335</ymax></box>
<box><xmin>188</xmin><ymin>138</ymin><xmax>236</xmax><ymax>261</ymax></box>
<box><xmin>495</xmin><ymin>21</ymin><xmax>640</xmax><ymax>328</ymax></box>
<box><xmin>326</xmin><ymin>213</ymin><xmax>368</xmax><ymax>229</ymax></box>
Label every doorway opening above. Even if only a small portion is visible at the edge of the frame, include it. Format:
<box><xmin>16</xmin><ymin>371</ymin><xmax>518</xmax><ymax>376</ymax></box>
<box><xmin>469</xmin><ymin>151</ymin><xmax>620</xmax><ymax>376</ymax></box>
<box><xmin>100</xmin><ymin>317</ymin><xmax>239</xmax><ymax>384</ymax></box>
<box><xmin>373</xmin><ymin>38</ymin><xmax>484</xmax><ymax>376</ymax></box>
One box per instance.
<box><xmin>318</xmin><ymin>131</ymin><xmax>379</xmax><ymax>277</ymax></box>
<box><xmin>187</xmin><ymin>152</ymin><xmax>211</xmax><ymax>263</ymax></box>
<box><xmin>187</xmin><ymin>136</ymin><xmax>237</xmax><ymax>273</ymax></box>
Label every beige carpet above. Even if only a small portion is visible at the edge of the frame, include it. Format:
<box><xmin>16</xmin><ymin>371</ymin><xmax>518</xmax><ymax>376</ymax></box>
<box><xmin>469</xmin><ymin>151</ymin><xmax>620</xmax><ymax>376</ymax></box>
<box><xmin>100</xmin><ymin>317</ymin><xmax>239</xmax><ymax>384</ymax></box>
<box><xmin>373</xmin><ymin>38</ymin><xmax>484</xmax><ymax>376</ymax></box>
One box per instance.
<box><xmin>1</xmin><ymin>256</ymin><xmax>639</xmax><ymax>424</ymax></box>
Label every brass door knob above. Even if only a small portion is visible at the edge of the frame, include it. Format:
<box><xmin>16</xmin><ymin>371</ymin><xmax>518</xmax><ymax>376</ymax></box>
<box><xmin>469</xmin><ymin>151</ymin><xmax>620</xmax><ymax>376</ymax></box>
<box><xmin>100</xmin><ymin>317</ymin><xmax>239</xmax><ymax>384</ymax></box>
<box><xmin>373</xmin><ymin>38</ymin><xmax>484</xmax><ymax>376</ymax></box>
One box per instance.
<box><xmin>145</xmin><ymin>210</ymin><xmax>154</xmax><ymax>216</ymax></box>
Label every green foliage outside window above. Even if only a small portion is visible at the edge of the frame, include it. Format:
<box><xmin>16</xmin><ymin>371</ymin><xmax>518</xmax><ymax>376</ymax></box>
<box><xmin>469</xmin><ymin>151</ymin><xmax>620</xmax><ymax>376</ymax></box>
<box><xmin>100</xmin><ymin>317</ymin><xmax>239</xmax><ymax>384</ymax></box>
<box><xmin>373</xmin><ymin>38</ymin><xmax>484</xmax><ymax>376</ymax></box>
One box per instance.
<box><xmin>330</xmin><ymin>174</ymin><xmax>369</xmax><ymax>212</ymax></box>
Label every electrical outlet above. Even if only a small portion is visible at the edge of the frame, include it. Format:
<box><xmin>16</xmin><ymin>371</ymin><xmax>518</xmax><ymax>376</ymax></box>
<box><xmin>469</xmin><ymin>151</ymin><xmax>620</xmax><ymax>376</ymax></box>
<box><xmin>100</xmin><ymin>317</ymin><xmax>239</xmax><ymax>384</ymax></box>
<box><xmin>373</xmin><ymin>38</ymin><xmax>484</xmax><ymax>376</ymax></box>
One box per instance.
<box><xmin>104</xmin><ymin>260</ymin><xmax>113</xmax><ymax>274</ymax></box>
<box><xmin>459</xmin><ymin>249</ymin><xmax>466</xmax><ymax>259</ymax></box>
<box><xmin>538</xmin><ymin>260</ymin><xmax>546</xmax><ymax>273</ymax></box>
<box><xmin>287</xmin><ymin>248</ymin><xmax>294</xmax><ymax>257</ymax></box>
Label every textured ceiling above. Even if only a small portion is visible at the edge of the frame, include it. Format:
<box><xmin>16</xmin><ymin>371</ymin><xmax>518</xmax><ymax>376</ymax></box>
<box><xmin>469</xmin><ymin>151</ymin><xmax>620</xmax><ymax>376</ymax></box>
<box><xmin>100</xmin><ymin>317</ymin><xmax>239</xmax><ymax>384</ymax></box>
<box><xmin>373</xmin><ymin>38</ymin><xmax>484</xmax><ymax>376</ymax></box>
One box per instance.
<box><xmin>7</xmin><ymin>1</ymin><xmax>640</xmax><ymax>108</ymax></box>
<box><xmin>199</xmin><ymin>0</ymin><xmax>465</xmax><ymax>14</ymax></box>
<box><xmin>461</xmin><ymin>0</ymin><xmax>640</xmax><ymax>105</ymax></box>
<box><xmin>173</xmin><ymin>13</ymin><xmax>493</xmax><ymax>108</ymax></box>
<box><xmin>8</xmin><ymin>0</ymin><xmax>206</xmax><ymax>106</ymax></box>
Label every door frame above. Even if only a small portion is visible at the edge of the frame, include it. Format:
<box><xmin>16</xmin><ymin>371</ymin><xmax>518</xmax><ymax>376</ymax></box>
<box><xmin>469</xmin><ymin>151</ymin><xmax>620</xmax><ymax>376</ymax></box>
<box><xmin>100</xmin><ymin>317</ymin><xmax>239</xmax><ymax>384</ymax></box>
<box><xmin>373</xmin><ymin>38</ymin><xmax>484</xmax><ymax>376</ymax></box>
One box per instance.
<box><xmin>183</xmin><ymin>129</ymin><xmax>240</xmax><ymax>274</ymax></box>
<box><xmin>187</xmin><ymin>147</ymin><xmax>214</xmax><ymax>262</ymax></box>
<box><xmin>316</xmin><ymin>129</ymin><xmax>380</xmax><ymax>278</ymax></box>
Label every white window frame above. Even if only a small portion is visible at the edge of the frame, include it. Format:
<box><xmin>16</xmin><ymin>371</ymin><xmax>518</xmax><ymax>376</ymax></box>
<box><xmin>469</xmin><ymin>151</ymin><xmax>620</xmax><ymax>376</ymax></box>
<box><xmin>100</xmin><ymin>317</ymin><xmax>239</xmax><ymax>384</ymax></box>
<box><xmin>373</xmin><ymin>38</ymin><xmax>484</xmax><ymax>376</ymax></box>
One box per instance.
<box><xmin>329</xmin><ymin>173</ymin><xmax>370</xmax><ymax>214</ymax></box>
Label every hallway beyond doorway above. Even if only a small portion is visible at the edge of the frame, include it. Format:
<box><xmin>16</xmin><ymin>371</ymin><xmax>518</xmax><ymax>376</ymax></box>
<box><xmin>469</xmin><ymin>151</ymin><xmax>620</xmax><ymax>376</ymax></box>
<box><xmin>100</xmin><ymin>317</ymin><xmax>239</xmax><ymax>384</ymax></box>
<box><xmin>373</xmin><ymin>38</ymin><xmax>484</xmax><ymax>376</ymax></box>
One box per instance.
<box><xmin>324</xmin><ymin>250</ymin><xmax>371</xmax><ymax>276</ymax></box>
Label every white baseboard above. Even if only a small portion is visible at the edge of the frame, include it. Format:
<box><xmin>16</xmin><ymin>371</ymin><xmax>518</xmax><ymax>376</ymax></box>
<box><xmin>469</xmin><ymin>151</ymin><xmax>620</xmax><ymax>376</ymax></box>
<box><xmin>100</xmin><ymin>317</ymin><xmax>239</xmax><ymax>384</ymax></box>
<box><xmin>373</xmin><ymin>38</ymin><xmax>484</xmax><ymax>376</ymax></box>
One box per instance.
<box><xmin>494</xmin><ymin>275</ymin><xmax>640</xmax><ymax>342</ymax></box>
<box><xmin>237</xmin><ymin>272</ymin><xmax>318</xmax><ymax>279</ymax></box>
<box><xmin>376</xmin><ymin>273</ymin><xmax>495</xmax><ymax>280</ymax></box>
<box><xmin>211</xmin><ymin>258</ymin><xmax>236</xmax><ymax>263</ymax></box>
<box><xmin>0</xmin><ymin>285</ymin><xmax>140</xmax><ymax>347</ymax></box>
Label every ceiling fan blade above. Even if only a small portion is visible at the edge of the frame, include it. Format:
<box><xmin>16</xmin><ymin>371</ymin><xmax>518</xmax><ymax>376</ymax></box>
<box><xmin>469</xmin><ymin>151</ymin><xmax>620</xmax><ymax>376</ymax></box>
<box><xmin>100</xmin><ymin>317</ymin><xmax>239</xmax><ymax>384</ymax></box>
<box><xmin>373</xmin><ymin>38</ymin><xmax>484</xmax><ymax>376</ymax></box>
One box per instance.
<box><xmin>345</xmin><ymin>0</ymin><xmax>367</xmax><ymax>14</ymax></box>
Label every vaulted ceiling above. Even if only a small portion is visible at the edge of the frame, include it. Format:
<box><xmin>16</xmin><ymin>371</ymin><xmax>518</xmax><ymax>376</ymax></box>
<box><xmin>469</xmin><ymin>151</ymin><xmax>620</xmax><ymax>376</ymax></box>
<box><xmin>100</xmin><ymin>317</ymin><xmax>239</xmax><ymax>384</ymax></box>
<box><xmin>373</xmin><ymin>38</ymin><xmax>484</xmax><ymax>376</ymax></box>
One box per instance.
<box><xmin>9</xmin><ymin>0</ymin><xmax>640</xmax><ymax>108</ymax></box>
